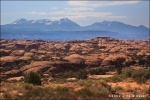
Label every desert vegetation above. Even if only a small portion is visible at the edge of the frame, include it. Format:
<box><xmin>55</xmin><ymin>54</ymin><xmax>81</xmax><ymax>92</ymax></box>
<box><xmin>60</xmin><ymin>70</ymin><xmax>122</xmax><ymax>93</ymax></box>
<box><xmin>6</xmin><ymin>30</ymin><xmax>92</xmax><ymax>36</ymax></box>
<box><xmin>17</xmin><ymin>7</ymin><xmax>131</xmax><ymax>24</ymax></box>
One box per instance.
<box><xmin>0</xmin><ymin>37</ymin><xmax>150</xmax><ymax>99</ymax></box>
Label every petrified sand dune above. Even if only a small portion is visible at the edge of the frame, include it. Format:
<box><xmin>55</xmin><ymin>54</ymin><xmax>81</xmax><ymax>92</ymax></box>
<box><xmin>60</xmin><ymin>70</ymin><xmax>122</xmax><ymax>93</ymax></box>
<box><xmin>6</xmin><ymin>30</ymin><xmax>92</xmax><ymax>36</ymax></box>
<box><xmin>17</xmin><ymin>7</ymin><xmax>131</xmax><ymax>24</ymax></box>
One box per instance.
<box><xmin>0</xmin><ymin>49</ymin><xmax>12</xmax><ymax>57</ymax></box>
<box><xmin>24</xmin><ymin>52</ymin><xmax>34</xmax><ymax>57</ymax></box>
<box><xmin>0</xmin><ymin>56</ymin><xmax>18</xmax><ymax>62</ymax></box>
<box><xmin>1</xmin><ymin>70</ymin><xmax>22</xmax><ymax>78</ymax></box>
<box><xmin>20</xmin><ymin>61</ymin><xmax>53</xmax><ymax>72</ymax></box>
<box><xmin>85</xmin><ymin>55</ymin><xmax>102</xmax><ymax>66</ymax></box>
<box><xmin>101</xmin><ymin>54</ymin><xmax>126</xmax><ymax>66</ymax></box>
<box><xmin>20</xmin><ymin>61</ymin><xmax>86</xmax><ymax>74</ymax></box>
<box><xmin>10</xmin><ymin>50</ymin><xmax>25</xmax><ymax>56</ymax></box>
<box><xmin>0</xmin><ymin>37</ymin><xmax>149</xmax><ymax>78</ymax></box>
<box><xmin>64</xmin><ymin>54</ymin><xmax>85</xmax><ymax>64</ymax></box>
<box><xmin>14</xmin><ymin>43</ymin><xmax>26</xmax><ymax>49</ymax></box>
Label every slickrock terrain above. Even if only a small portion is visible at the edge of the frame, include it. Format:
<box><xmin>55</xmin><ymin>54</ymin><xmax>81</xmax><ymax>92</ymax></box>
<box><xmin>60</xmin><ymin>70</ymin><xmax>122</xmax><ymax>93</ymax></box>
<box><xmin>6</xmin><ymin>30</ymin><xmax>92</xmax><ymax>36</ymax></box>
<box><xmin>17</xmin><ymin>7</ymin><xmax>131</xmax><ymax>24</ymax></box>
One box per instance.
<box><xmin>0</xmin><ymin>37</ymin><xmax>150</xmax><ymax>99</ymax></box>
<box><xmin>1</xmin><ymin>37</ymin><xmax>149</xmax><ymax>78</ymax></box>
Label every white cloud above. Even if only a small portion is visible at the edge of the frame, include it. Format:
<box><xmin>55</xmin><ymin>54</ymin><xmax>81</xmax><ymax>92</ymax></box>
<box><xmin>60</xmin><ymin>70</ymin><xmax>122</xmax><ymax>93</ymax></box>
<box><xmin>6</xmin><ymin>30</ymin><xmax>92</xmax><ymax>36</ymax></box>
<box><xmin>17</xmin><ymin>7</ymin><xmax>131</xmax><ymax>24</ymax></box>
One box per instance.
<box><xmin>50</xmin><ymin>11</ymin><xmax>66</xmax><ymax>15</ymax></box>
<box><xmin>67</xmin><ymin>1</ymin><xmax>140</xmax><ymax>8</ymax></box>
<box><xmin>67</xmin><ymin>12</ymin><xmax>127</xmax><ymax>20</ymax></box>
<box><xmin>29</xmin><ymin>11</ymin><xmax>126</xmax><ymax>20</ymax></box>
<box><xmin>30</xmin><ymin>12</ymin><xmax>47</xmax><ymax>15</ymax></box>
<box><xmin>64</xmin><ymin>7</ymin><xmax>94</xmax><ymax>11</ymax></box>
<box><xmin>106</xmin><ymin>1</ymin><xmax>140</xmax><ymax>6</ymax></box>
<box><xmin>105</xmin><ymin>15</ymin><xmax>127</xmax><ymax>19</ymax></box>
<box><xmin>29</xmin><ymin>1</ymin><xmax>133</xmax><ymax>21</ymax></box>
<box><xmin>29</xmin><ymin>11</ymin><xmax>65</xmax><ymax>15</ymax></box>
<box><xmin>67</xmin><ymin>1</ymin><xmax>103</xmax><ymax>8</ymax></box>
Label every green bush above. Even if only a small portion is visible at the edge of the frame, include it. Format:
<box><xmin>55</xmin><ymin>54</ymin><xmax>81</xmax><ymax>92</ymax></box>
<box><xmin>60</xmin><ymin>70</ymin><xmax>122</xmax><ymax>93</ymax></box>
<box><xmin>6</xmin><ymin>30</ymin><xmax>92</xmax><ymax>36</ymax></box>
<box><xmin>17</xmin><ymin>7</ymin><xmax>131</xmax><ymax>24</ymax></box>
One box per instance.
<box><xmin>143</xmin><ymin>86</ymin><xmax>150</xmax><ymax>95</ymax></box>
<box><xmin>56</xmin><ymin>70</ymin><xmax>88</xmax><ymax>80</ymax></box>
<box><xmin>112</xmin><ymin>86</ymin><xmax>124</xmax><ymax>91</ymax></box>
<box><xmin>88</xmin><ymin>68</ymin><xmax>107</xmax><ymax>75</ymax></box>
<box><xmin>75</xmin><ymin>70</ymin><xmax>88</xmax><ymax>79</ymax></box>
<box><xmin>56</xmin><ymin>70</ymin><xmax>74</xmax><ymax>78</ymax></box>
<box><xmin>23</xmin><ymin>83</ymin><xmax>34</xmax><ymax>90</ymax></box>
<box><xmin>122</xmin><ymin>68</ymin><xmax>134</xmax><ymax>78</ymax></box>
<box><xmin>54</xmin><ymin>86</ymin><xmax>75</xmax><ymax>99</ymax></box>
<box><xmin>109</xmin><ymin>75</ymin><xmax>123</xmax><ymax>82</ymax></box>
<box><xmin>114</xmin><ymin>68</ymin><xmax>150</xmax><ymax>84</ymax></box>
<box><xmin>77</xmin><ymin>80</ymin><xmax>92</xmax><ymax>87</ymax></box>
<box><xmin>132</xmin><ymin>69</ymin><xmax>150</xmax><ymax>84</ymax></box>
<box><xmin>99</xmin><ymin>87</ymin><xmax>110</xmax><ymax>97</ymax></box>
<box><xmin>99</xmin><ymin>79</ymin><xmax>107</xmax><ymax>87</ymax></box>
<box><xmin>24</xmin><ymin>72</ymin><xmax>41</xmax><ymax>85</ymax></box>
<box><xmin>115</xmin><ymin>64</ymin><xmax>123</xmax><ymax>75</ymax></box>
<box><xmin>75</xmin><ymin>88</ymin><xmax>94</xmax><ymax>99</ymax></box>
<box><xmin>54</xmin><ymin>86</ymin><xmax>69</xmax><ymax>95</ymax></box>
<box><xmin>24</xmin><ymin>86</ymin><xmax>52</xmax><ymax>99</ymax></box>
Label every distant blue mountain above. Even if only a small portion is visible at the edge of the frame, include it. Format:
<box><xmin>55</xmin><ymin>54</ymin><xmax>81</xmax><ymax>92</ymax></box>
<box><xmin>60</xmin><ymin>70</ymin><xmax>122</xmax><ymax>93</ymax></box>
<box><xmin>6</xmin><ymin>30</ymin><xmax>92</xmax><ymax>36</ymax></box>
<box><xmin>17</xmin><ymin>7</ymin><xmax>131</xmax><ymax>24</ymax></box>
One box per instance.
<box><xmin>1</xmin><ymin>18</ymin><xmax>81</xmax><ymax>32</ymax></box>
<box><xmin>1</xmin><ymin>18</ymin><xmax>149</xmax><ymax>40</ymax></box>
<box><xmin>83</xmin><ymin>21</ymin><xmax>149</xmax><ymax>35</ymax></box>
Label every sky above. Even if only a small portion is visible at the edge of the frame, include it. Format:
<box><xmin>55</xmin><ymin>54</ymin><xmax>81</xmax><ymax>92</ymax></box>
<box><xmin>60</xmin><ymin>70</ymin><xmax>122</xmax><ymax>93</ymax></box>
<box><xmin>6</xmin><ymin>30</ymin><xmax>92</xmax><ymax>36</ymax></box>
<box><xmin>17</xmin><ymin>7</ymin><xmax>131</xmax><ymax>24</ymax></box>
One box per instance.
<box><xmin>1</xmin><ymin>0</ymin><xmax>149</xmax><ymax>28</ymax></box>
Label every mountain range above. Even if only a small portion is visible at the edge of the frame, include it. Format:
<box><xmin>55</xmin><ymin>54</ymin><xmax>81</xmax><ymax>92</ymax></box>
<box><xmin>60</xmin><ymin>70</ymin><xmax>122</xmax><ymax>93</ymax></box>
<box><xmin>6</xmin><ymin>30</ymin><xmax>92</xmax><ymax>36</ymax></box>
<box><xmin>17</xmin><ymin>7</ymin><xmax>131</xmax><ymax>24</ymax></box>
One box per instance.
<box><xmin>1</xmin><ymin>17</ymin><xmax>149</xmax><ymax>40</ymax></box>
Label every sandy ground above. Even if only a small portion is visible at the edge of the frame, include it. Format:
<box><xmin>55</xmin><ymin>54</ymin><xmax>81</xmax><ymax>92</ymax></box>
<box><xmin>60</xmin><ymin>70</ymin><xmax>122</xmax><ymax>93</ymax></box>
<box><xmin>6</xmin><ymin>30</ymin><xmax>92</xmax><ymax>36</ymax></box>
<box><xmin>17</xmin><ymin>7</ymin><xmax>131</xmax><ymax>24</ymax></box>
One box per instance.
<box><xmin>88</xmin><ymin>75</ymin><xmax>113</xmax><ymax>79</ymax></box>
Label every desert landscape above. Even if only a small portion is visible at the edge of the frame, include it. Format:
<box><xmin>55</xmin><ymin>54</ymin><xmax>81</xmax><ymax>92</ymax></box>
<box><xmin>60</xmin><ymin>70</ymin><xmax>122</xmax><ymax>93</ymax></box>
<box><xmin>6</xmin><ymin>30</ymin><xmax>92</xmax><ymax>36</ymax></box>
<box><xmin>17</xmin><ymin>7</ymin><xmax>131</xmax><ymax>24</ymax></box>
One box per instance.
<box><xmin>0</xmin><ymin>37</ymin><xmax>149</xmax><ymax>99</ymax></box>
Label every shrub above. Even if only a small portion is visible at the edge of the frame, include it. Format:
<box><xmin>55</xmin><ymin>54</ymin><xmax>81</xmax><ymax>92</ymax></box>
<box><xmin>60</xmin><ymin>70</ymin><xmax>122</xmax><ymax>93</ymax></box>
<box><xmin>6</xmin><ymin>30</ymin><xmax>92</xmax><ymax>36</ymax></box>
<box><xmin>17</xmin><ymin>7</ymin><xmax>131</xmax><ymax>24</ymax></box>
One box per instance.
<box><xmin>126</xmin><ymin>88</ymin><xmax>134</xmax><ymax>92</ymax></box>
<box><xmin>138</xmin><ymin>59</ymin><xmax>146</xmax><ymax>65</ymax></box>
<box><xmin>99</xmin><ymin>79</ymin><xmax>107</xmax><ymax>87</ymax></box>
<box><xmin>143</xmin><ymin>86</ymin><xmax>150</xmax><ymax>95</ymax></box>
<box><xmin>75</xmin><ymin>88</ymin><xmax>94</xmax><ymax>99</ymax></box>
<box><xmin>54</xmin><ymin>86</ymin><xmax>75</xmax><ymax>99</ymax></box>
<box><xmin>75</xmin><ymin>70</ymin><xmax>88</xmax><ymax>79</ymax></box>
<box><xmin>112</xmin><ymin>86</ymin><xmax>124</xmax><ymax>91</ymax></box>
<box><xmin>23</xmin><ymin>83</ymin><xmax>34</xmax><ymax>90</ymax></box>
<box><xmin>115</xmin><ymin>64</ymin><xmax>123</xmax><ymax>75</ymax></box>
<box><xmin>3</xmin><ymin>92</ymin><xmax>12</xmax><ymax>100</ymax></box>
<box><xmin>116</xmin><ymin>67</ymin><xmax>122</xmax><ymax>75</ymax></box>
<box><xmin>88</xmin><ymin>68</ymin><xmax>107</xmax><ymax>75</ymax></box>
<box><xmin>56</xmin><ymin>70</ymin><xmax>88</xmax><ymax>79</ymax></box>
<box><xmin>24</xmin><ymin>86</ymin><xmax>52</xmax><ymax>99</ymax></box>
<box><xmin>99</xmin><ymin>87</ymin><xmax>110</xmax><ymax>97</ymax></box>
<box><xmin>57</xmin><ymin>70</ymin><xmax>74</xmax><ymax>78</ymax></box>
<box><xmin>122</xmin><ymin>68</ymin><xmax>134</xmax><ymax>78</ymax></box>
<box><xmin>132</xmin><ymin>69</ymin><xmax>150</xmax><ymax>84</ymax></box>
<box><xmin>77</xmin><ymin>80</ymin><xmax>92</xmax><ymax>87</ymax></box>
<box><xmin>54</xmin><ymin>86</ymin><xmax>69</xmax><ymax>96</ymax></box>
<box><xmin>24</xmin><ymin>72</ymin><xmax>41</xmax><ymax>85</ymax></box>
<box><xmin>121</xmin><ymin>68</ymin><xmax>150</xmax><ymax>84</ymax></box>
<box><xmin>109</xmin><ymin>75</ymin><xmax>123</xmax><ymax>82</ymax></box>
<box><xmin>88</xmin><ymin>86</ymin><xmax>100</xmax><ymax>96</ymax></box>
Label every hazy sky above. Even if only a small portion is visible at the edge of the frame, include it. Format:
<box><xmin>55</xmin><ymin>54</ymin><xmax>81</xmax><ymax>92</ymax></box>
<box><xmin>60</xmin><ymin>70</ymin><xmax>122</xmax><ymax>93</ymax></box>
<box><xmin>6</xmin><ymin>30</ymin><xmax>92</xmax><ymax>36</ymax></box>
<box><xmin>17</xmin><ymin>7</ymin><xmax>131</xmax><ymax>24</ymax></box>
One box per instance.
<box><xmin>1</xmin><ymin>0</ymin><xmax>149</xmax><ymax>28</ymax></box>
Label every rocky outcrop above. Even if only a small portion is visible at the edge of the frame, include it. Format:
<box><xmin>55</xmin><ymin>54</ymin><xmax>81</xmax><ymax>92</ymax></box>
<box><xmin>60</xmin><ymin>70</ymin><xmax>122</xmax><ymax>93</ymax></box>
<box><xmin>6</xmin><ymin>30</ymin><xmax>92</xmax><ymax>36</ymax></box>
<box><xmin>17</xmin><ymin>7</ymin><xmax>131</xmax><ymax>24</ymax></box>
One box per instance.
<box><xmin>0</xmin><ymin>49</ymin><xmax>11</xmax><ymax>57</ymax></box>
<box><xmin>64</xmin><ymin>54</ymin><xmax>85</xmax><ymax>64</ymax></box>
<box><xmin>0</xmin><ymin>37</ymin><xmax>149</xmax><ymax>79</ymax></box>
<box><xmin>1</xmin><ymin>70</ymin><xmax>22</xmax><ymax>78</ymax></box>
<box><xmin>101</xmin><ymin>54</ymin><xmax>126</xmax><ymax>66</ymax></box>
<box><xmin>26</xmin><ymin>43</ymin><xmax>39</xmax><ymax>49</ymax></box>
<box><xmin>85</xmin><ymin>56</ymin><xmax>102</xmax><ymax>66</ymax></box>
<box><xmin>20</xmin><ymin>61</ymin><xmax>86</xmax><ymax>74</ymax></box>
<box><xmin>10</xmin><ymin>50</ymin><xmax>25</xmax><ymax>56</ymax></box>
<box><xmin>0</xmin><ymin>56</ymin><xmax>18</xmax><ymax>62</ymax></box>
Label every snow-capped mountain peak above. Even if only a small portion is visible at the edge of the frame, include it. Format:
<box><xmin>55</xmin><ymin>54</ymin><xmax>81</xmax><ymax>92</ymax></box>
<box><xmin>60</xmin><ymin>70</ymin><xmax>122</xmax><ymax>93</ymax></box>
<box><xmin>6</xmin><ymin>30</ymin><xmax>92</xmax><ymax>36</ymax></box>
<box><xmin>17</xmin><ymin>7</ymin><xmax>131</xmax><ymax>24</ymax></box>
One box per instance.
<box><xmin>59</xmin><ymin>17</ymin><xmax>70</xmax><ymax>22</ymax></box>
<box><xmin>32</xmin><ymin>19</ymin><xmax>52</xmax><ymax>25</ymax></box>
<box><xmin>52</xmin><ymin>17</ymin><xmax>73</xmax><ymax>25</ymax></box>
<box><xmin>101</xmin><ymin>21</ymin><xmax>113</xmax><ymax>26</ymax></box>
<box><xmin>12</xmin><ymin>18</ymin><xmax>53</xmax><ymax>25</ymax></box>
<box><xmin>12</xmin><ymin>18</ymin><xmax>27</xmax><ymax>24</ymax></box>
